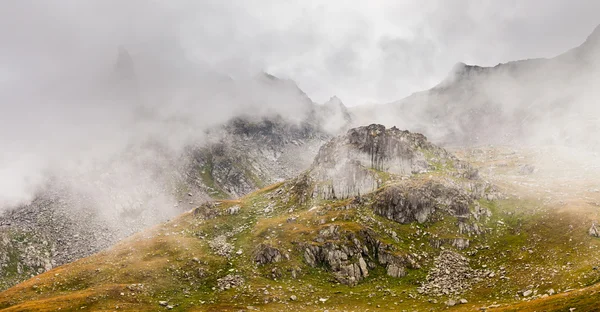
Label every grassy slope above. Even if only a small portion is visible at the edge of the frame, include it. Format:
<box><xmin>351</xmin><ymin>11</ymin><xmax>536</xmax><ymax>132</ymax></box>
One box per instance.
<box><xmin>2</xmin><ymin>147</ymin><xmax>600</xmax><ymax>311</ymax></box>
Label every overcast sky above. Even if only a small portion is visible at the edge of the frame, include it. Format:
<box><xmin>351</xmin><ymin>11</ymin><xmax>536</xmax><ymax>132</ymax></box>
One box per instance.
<box><xmin>1</xmin><ymin>0</ymin><xmax>599</xmax><ymax>106</ymax></box>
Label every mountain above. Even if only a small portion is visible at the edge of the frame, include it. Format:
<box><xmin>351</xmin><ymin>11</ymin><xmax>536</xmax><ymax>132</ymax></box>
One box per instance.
<box><xmin>0</xmin><ymin>49</ymin><xmax>347</xmax><ymax>290</ymax></box>
<box><xmin>352</xmin><ymin>24</ymin><xmax>600</xmax><ymax>147</ymax></box>
<box><xmin>3</xmin><ymin>125</ymin><xmax>600</xmax><ymax>311</ymax></box>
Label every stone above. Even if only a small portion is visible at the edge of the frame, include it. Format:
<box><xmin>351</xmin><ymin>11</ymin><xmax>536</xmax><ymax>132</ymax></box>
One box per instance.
<box><xmin>217</xmin><ymin>274</ymin><xmax>244</xmax><ymax>291</ymax></box>
<box><xmin>226</xmin><ymin>205</ymin><xmax>241</xmax><ymax>215</ymax></box>
<box><xmin>386</xmin><ymin>264</ymin><xmax>406</xmax><ymax>278</ymax></box>
<box><xmin>358</xmin><ymin>257</ymin><xmax>369</xmax><ymax>278</ymax></box>
<box><xmin>589</xmin><ymin>222</ymin><xmax>600</xmax><ymax>237</ymax></box>
<box><xmin>254</xmin><ymin>245</ymin><xmax>282</xmax><ymax>265</ymax></box>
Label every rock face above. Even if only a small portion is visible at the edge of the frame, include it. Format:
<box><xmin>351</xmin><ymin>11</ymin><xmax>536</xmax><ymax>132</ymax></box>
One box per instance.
<box><xmin>373</xmin><ymin>180</ymin><xmax>471</xmax><ymax>224</ymax></box>
<box><xmin>303</xmin><ymin>229</ymin><xmax>417</xmax><ymax>286</ymax></box>
<box><xmin>186</xmin><ymin>116</ymin><xmax>328</xmax><ymax>199</ymax></box>
<box><xmin>309</xmin><ymin>124</ymin><xmax>477</xmax><ymax>200</ymax></box>
<box><xmin>303</xmin><ymin>242</ymin><xmax>369</xmax><ymax>286</ymax></box>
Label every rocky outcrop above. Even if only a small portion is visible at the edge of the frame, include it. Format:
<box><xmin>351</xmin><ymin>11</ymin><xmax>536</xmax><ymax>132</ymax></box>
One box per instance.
<box><xmin>372</xmin><ymin>180</ymin><xmax>470</xmax><ymax>224</ymax></box>
<box><xmin>589</xmin><ymin>222</ymin><xmax>600</xmax><ymax>237</ymax></box>
<box><xmin>186</xmin><ymin>116</ymin><xmax>328</xmax><ymax>198</ymax></box>
<box><xmin>308</xmin><ymin>124</ymin><xmax>477</xmax><ymax>200</ymax></box>
<box><xmin>254</xmin><ymin>245</ymin><xmax>282</xmax><ymax>265</ymax></box>
<box><xmin>362</xmin><ymin>229</ymin><xmax>418</xmax><ymax>275</ymax></box>
<box><xmin>303</xmin><ymin>242</ymin><xmax>369</xmax><ymax>286</ymax></box>
<box><xmin>303</xmin><ymin>228</ymin><xmax>420</xmax><ymax>285</ymax></box>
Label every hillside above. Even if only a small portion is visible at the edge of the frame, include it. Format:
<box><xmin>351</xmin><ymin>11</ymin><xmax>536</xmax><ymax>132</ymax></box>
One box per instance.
<box><xmin>2</xmin><ymin>125</ymin><xmax>600</xmax><ymax>311</ymax></box>
<box><xmin>0</xmin><ymin>54</ymin><xmax>353</xmax><ymax>290</ymax></box>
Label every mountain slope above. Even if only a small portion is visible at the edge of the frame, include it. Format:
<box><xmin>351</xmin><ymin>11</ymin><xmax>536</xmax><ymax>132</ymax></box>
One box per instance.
<box><xmin>353</xmin><ymin>24</ymin><xmax>600</xmax><ymax>147</ymax></box>
<box><xmin>0</xmin><ymin>48</ymin><xmax>347</xmax><ymax>290</ymax></box>
<box><xmin>3</xmin><ymin>125</ymin><xmax>599</xmax><ymax>311</ymax></box>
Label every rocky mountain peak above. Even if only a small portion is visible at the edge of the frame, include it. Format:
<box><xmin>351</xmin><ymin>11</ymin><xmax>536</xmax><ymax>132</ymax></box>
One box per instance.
<box><xmin>323</xmin><ymin>95</ymin><xmax>344</xmax><ymax>107</ymax></box>
<box><xmin>307</xmin><ymin>124</ymin><xmax>477</xmax><ymax>199</ymax></box>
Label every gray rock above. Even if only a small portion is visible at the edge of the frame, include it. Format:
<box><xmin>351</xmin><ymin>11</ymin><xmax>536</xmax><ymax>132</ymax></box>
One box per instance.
<box><xmin>226</xmin><ymin>205</ymin><xmax>241</xmax><ymax>215</ymax></box>
<box><xmin>589</xmin><ymin>222</ymin><xmax>600</xmax><ymax>237</ymax></box>
<box><xmin>308</xmin><ymin>124</ymin><xmax>479</xmax><ymax>200</ymax></box>
<box><xmin>386</xmin><ymin>264</ymin><xmax>406</xmax><ymax>278</ymax></box>
<box><xmin>254</xmin><ymin>245</ymin><xmax>282</xmax><ymax>265</ymax></box>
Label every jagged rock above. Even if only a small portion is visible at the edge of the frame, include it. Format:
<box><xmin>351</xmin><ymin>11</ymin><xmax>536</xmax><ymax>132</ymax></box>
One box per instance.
<box><xmin>307</xmin><ymin>124</ymin><xmax>478</xmax><ymax>200</ymax></box>
<box><xmin>523</xmin><ymin>289</ymin><xmax>533</xmax><ymax>297</ymax></box>
<box><xmin>302</xmin><ymin>232</ymin><xmax>374</xmax><ymax>286</ymax></box>
<box><xmin>373</xmin><ymin>181</ymin><xmax>470</xmax><ymax>224</ymax></box>
<box><xmin>362</xmin><ymin>229</ymin><xmax>417</xmax><ymax>274</ymax></box>
<box><xmin>254</xmin><ymin>245</ymin><xmax>282</xmax><ymax>265</ymax></box>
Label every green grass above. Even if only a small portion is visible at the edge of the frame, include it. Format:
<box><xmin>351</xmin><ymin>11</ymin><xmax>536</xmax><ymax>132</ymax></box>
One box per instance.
<box><xmin>3</xmin><ymin>174</ymin><xmax>600</xmax><ymax>311</ymax></box>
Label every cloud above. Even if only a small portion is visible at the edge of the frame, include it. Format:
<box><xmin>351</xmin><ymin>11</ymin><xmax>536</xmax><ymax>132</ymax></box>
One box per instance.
<box><xmin>0</xmin><ymin>0</ymin><xmax>599</xmax><ymax>213</ymax></box>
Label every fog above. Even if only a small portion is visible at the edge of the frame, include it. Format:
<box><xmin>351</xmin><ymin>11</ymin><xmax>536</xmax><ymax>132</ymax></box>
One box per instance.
<box><xmin>352</xmin><ymin>24</ymin><xmax>600</xmax><ymax>148</ymax></box>
<box><xmin>1</xmin><ymin>0</ymin><xmax>599</xmax><ymax>222</ymax></box>
<box><xmin>0</xmin><ymin>1</ymin><xmax>317</xmax><ymax>215</ymax></box>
